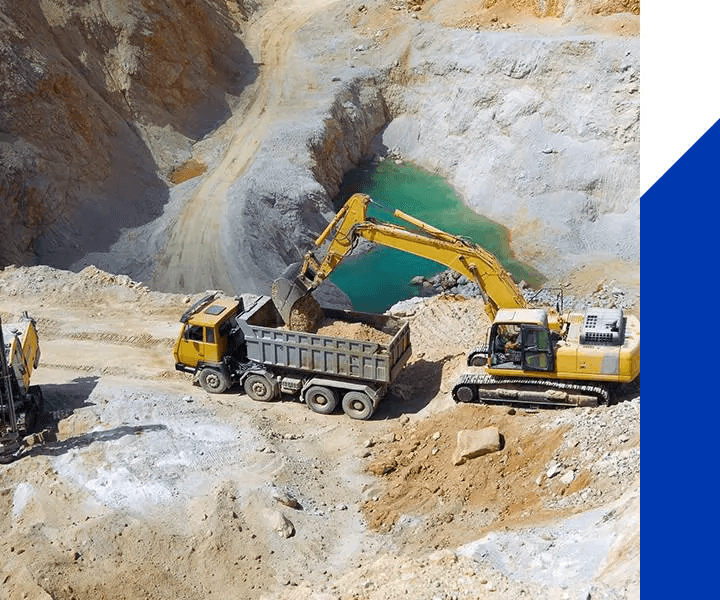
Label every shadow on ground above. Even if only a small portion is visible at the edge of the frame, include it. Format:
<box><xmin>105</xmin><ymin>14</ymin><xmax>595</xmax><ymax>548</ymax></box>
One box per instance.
<box><xmin>375</xmin><ymin>358</ymin><xmax>444</xmax><ymax>420</ymax></box>
<box><xmin>36</xmin><ymin>376</ymin><xmax>100</xmax><ymax>430</ymax></box>
<box><xmin>614</xmin><ymin>377</ymin><xmax>641</xmax><ymax>404</ymax></box>
<box><xmin>25</xmin><ymin>424</ymin><xmax>167</xmax><ymax>458</ymax></box>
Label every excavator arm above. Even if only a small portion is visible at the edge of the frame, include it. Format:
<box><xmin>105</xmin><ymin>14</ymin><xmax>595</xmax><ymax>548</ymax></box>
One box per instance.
<box><xmin>272</xmin><ymin>193</ymin><xmax>528</xmax><ymax>324</ymax></box>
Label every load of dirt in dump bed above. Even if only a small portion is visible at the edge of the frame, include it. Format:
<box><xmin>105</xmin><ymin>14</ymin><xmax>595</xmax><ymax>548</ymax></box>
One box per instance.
<box><xmin>316</xmin><ymin>319</ymin><xmax>394</xmax><ymax>345</ymax></box>
<box><xmin>286</xmin><ymin>293</ymin><xmax>324</xmax><ymax>332</ymax></box>
<box><xmin>279</xmin><ymin>300</ymin><xmax>394</xmax><ymax>344</ymax></box>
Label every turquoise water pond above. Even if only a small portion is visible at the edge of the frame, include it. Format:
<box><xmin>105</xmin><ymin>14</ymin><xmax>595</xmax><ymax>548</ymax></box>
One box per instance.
<box><xmin>327</xmin><ymin>160</ymin><xmax>544</xmax><ymax>313</ymax></box>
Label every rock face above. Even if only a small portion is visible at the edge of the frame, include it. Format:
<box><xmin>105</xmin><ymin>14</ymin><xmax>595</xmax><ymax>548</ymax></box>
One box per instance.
<box><xmin>219</xmin><ymin>77</ymin><xmax>391</xmax><ymax>296</ymax></box>
<box><xmin>378</xmin><ymin>28</ymin><xmax>640</xmax><ymax>277</ymax></box>
<box><xmin>0</xmin><ymin>0</ymin><xmax>256</xmax><ymax>268</ymax></box>
<box><xmin>2</xmin><ymin>0</ymin><xmax>639</xmax><ymax>302</ymax></box>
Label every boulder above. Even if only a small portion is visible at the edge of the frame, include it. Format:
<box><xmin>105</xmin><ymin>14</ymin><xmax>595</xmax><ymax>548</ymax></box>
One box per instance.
<box><xmin>452</xmin><ymin>427</ymin><xmax>502</xmax><ymax>466</ymax></box>
<box><xmin>264</xmin><ymin>508</ymin><xmax>295</xmax><ymax>539</ymax></box>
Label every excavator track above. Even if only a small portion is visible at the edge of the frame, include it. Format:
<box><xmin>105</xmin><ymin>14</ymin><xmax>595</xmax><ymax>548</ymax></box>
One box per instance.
<box><xmin>452</xmin><ymin>372</ymin><xmax>610</xmax><ymax>408</ymax></box>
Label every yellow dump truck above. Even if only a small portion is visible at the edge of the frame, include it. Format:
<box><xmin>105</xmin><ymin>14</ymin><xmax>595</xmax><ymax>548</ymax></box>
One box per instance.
<box><xmin>1</xmin><ymin>312</ymin><xmax>43</xmax><ymax>462</ymax></box>
<box><xmin>173</xmin><ymin>293</ymin><xmax>411</xmax><ymax>420</ymax></box>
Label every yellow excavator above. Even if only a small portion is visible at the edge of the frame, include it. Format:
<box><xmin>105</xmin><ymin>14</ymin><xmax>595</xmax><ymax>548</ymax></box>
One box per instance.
<box><xmin>272</xmin><ymin>193</ymin><xmax>640</xmax><ymax>408</ymax></box>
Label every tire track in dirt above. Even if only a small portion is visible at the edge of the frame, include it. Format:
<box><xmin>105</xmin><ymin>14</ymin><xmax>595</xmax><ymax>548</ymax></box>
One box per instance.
<box><xmin>64</xmin><ymin>331</ymin><xmax>176</xmax><ymax>349</ymax></box>
<box><xmin>36</xmin><ymin>329</ymin><xmax>180</xmax><ymax>383</ymax></box>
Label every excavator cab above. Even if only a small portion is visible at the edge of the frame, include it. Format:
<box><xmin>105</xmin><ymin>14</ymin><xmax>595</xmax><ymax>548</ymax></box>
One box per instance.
<box><xmin>485</xmin><ymin>310</ymin><xmax>557</xmax><ymax>373</ymax></box>
<box><xmin>488</xmin><ymin>320</ymin><xmax>557</xmax><ymax>372</ymax></box>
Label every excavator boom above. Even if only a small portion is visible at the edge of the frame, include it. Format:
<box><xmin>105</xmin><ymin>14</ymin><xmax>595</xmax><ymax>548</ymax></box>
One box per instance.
<box><xmin>272</xmin><ymin>193</ymin><xmax>528</xmax><ymax>324</ymax></box>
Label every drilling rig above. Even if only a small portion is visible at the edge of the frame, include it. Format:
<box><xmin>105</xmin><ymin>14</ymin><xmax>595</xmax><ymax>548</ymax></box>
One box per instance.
<box><xmin>1</xmin><ymin>313</ymin><xmax>43</xmax><ymax>463</ymax></box>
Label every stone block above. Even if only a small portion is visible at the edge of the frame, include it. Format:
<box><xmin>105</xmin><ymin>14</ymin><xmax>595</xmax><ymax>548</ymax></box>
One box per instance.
<box><xmin>453</xmin><ymin>427</ymin><xmax>501</xmax><ymax>465</ymax></box>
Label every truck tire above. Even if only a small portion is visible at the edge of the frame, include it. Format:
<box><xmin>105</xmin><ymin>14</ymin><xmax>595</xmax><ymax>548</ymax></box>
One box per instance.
<box><xmin>244</xmin><ymin>373</ymin><xmax>278</xmax><ymax>402</ymax></box>
<box><xmin>198</xmin><ymin>368</ymin><xmax>230</xmax><ymax>394</ymax></box>
<box><xmin>22</xmin><ymin>404</ymin><xmax>38</xmax><ymax>434</ymax></box>
<box><xmin>304</xmin><ymin>385</ymin><xmax>338</xmax><ymax>415</ymax></box>
<box><xmin>342</xmin><ymin>391</ymin><xmax>374</xmax><ymax>420</ymax></box>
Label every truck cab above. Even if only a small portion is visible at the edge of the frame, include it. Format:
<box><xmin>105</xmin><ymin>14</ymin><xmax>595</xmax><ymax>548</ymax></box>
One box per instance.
<box><xmin>173</xmin><ymin>294</ymin><xmax>243</xmax><ymax>391</ymax></box>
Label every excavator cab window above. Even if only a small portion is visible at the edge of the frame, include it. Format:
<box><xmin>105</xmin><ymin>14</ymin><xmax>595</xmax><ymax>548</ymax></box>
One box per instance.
<box><xmin>521</xmin><ymin>326</ymin><xmax>554</xmax><ymax>372</ymax></box>
<box><xmin>490</xmin><ymin>324</ymin><xmax>522</xmax><ymax>368</ymax></box>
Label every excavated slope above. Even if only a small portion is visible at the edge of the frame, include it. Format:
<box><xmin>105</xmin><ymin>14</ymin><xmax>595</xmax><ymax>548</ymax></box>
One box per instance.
<box><xmin>0</xmin><ymin>264</ymin><xmax>639</xmax><ymax>600</ymax></box>
<box><xmin>2</xmin><ymin>0</ymin><xmax>639</xmax><ymax>301</ymax></box>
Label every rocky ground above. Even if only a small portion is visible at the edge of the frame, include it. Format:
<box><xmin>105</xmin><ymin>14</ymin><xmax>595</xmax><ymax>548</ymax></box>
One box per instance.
<box><xmin>0</xmin><ymin>265</ymin><xmax>639</xmax><ymax>599</ymax></box>
<box><xmin>2</xmin><ymin>1</ymin><xmax>641</xmax><ymax>598</ymax></box>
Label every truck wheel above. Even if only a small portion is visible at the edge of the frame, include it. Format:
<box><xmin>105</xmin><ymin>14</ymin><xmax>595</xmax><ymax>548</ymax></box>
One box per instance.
<box><xmin>198</xmin><ymin>368</ymin><xmax>230</xmax><ymax>394</ymax></box>
<box><xmin>304</xmin><ymin>386</ymin><xmax>338</xmax><ymax>415</ymax></box>
<box><xmin>23</xmin><ymin>405</ymin><xmax>38</xmax><ymax>434</ymax></box>
<box><xmin>244</xmin><ymin>374</ymin><xmax>277</xmax><ymax>402</ymax></box>
<box><xmin>342</xmin><ymin>391</ymin><xmax>374</xmax><ymax>420</ymax></box>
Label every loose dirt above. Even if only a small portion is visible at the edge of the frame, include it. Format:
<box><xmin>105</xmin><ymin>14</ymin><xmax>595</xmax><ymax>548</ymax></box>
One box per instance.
<box><xmin>0</xmin><ymin>264</ymin><xmax>639</xmax><ymax>600</ymax></box>
<box><xmin>316</xmin><ymin>320</ymin><xmax>394</xmax><ymax>344</ymax></box>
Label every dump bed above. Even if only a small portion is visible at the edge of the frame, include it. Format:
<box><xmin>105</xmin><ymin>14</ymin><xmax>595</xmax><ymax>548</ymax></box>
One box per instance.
<box><xmin>236</xmin><ymin>296</ymin><xmax>411</xmax><ymax>384</ymax></box>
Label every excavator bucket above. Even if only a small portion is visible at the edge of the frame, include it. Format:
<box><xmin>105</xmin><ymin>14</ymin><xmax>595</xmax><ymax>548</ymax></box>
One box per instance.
<box><xmin>271</xmin><ymin>262</ymin><xmax>324</xmax><ymax>331</ymax></box>
<box><xmin>271</xmin><ymin>262</ymin><xmax>310</xmax><ymax>324</ymax></box>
